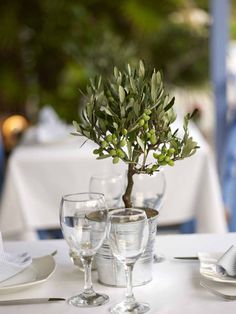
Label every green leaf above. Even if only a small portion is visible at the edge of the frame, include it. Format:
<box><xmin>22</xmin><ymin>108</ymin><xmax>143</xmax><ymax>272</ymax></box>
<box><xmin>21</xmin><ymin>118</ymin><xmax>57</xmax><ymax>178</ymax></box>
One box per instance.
<box><xmin>127</xmin><ymin>63</ymin><xmax>132</xmax><ymax>76</ymax></box>
<box><xmin>113</xmin><ymin>122</ymin><xmax>118</xmax><ymax>129</ymax></box>
<box><xmin>190</xmin><ymin>108</ymin><xmax>199</xmax><ymax>119</ymax></box>
<box><xmin>173</xmin><ymin>128</ymin><xmax>179</xmax><ymax>136</ymax></box>
<box><xmin>119</xmin><ymin>85</ymin><xmax>125</xmax><ymax>103</ymax></box>
<box><xmin>70</xmin><ymin>132</ymin><xmax>80</xmax><ymax>136</ymax></box>
<box><xmin>97</xmin><ymin>76</ymin><xmax>102</xmax><ymax>89</ymax></box>
<box><xmin>133</xmin><ymin>101</ymin><xmax>140</xmax><ymax>116</ymax></box>
<box><xmin>101</xmin><ymin>106</ymin><xmax>114</xmax><ymax>116</ymax></box>
<box><xmin>183</xmin><ymin>114</ymin><xmax>189</xmax><ymax>131</ymax></box>
<box><xmin>137</xmin><ymin>136</ymin><xmax>145</xmax><ymax>152</ymax></box>
<box><xmin>164</xmin><ymin>97</ymin><xmax>175</xmax><ymax>111</ymax></box>
<box><xmin>181</xmin><ymin>137</ymin><xmax>198</xmax><ymax>157</ymax></box>
<box><xmin>139</xmin><ymin>60</ymin><xmax>145</xmax><ymax>77</ymax></box>
<box><xmin>86</xmin><ymin>103</ymin><xmax>93</xmax><ymax>121</ymax></box>
<box><xmin>72</xmin><ymin>120</ymin><xmax>81</xmax><ymax>132</ymax></box>
<box><xmin>156</xmin><ymin>71</ymin><xmax>161</xmax><ymax>84</ymax></box>
<box><xmin>121</xmin><ymin>106</ymin><xmax>126</xmax><ymax>118</ymax></box>
<box><xmin>83</xmin><ymin>130</ymin><xmax>90</xmax><ymax>138</ymax></box>
<box><xmin>151</xmin><ymin>71</ymin><xmax>157</xmax><ymax>102</ymax></box>
<box><xmin>99</xmin><ymin>118</ymin><xmax>107</xmax><ymax>133</ymax></box>
<box><xmin>114</xmin><ymin>67</ymin><xmax>118</xmax><ymax>78</ymax></box>
<box><xmin>127</xmin><ymin>141</ymin><xmax>132</xmax><ymax>159</ymax></box>
<box><xmin>130</xmin><ymin>77</ymin><xmax>136</xmax><ymax>92</ymax></box>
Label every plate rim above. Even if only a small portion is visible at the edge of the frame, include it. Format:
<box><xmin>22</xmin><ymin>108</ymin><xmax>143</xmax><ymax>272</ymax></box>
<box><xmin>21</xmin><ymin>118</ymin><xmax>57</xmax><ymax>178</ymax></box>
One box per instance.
<box><xmin>200</xmin><ymin>271</ymin><xmax>236</xmax><ymax>284</ymax></box>
<box><xmin>0</xmin><ymin>255</ymin><xmax>56</xmax><ymax>292</ymax></box>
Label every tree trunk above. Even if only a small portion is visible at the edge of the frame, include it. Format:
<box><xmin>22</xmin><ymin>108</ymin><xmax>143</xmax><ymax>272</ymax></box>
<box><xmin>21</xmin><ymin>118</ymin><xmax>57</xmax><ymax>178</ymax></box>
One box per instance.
<box><xmin>122</xmin><ymin>163</ymin><xmax>135</xmax><ymax>208</ymax></box>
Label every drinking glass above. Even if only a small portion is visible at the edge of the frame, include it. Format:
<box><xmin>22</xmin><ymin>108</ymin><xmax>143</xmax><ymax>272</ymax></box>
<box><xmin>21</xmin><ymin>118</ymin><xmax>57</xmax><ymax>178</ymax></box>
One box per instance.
<box><xmin>60</xmin><ymin>192</ymin><xmax>109</xmax><ymax>307</ymax></box>
<box><xmin>131</xmin><ymin>170</ymin><xmax>166</xmax><ymax>263</ymax></box>
<box><xmin>131</xmin><ymin>170</ymin><xmax>166</xmax><ymax>211</ymax></box>
<box><xmin>108</xmin><ymin>208</ymin><xmax>150</xmax><ymax>314</ymax></box>
<box><xmin>89</xmin><ymin>172</ymin><xmax>124</xmax><ymax>208</ymax></box>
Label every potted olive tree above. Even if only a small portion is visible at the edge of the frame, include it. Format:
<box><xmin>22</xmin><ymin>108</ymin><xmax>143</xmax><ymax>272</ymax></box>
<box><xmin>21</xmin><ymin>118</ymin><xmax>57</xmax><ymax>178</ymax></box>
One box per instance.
<box><xmin>72</xmin><ymin>61</ymin><xmax>198</xmax><ymax>285</ymax></box>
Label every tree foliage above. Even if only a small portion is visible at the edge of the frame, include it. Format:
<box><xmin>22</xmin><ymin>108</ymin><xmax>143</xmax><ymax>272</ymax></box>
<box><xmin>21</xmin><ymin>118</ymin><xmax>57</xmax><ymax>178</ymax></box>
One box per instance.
<box><xmin>73</xmin><ymin>61</ymin><xmax>199</xmax><ymax>207</ymax></box>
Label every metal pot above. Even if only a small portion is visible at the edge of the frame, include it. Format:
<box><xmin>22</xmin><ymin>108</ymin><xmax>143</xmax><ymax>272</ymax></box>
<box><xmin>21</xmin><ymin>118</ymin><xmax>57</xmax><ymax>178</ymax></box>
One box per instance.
<box><xmin>95</xmin><ymin>208</ymin><xmax>158</xmax><ymax>287</ymax></box>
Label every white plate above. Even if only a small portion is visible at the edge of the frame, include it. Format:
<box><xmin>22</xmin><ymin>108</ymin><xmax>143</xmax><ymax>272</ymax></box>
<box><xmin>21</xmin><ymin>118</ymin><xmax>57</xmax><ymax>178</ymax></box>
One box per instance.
<box><xmin>0</xmin><ymin>255</ymin><xmax>56</xmax><ymax>294</ymax></box>
<box><xmin>199</xmin><ymin>252</ymin><xmax>236</xmax><ymax>284</ymax></box>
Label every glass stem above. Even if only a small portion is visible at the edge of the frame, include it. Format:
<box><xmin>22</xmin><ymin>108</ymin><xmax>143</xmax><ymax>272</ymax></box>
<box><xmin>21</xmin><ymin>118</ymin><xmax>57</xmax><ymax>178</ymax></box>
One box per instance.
<box><xmin>81</xmin><ymin>256</ymin><xmax>94</xmax><ymax>294</ymax></box>
<box><xmin>124</xmin><ymin>263</ymin><xmax>136</xmax><ymax>304</ymax></box>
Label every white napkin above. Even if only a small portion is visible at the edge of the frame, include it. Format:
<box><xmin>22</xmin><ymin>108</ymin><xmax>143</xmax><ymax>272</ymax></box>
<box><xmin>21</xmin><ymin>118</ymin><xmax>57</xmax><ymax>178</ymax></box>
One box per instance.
<box><xmin>21</xmin><ymin>106</ymin><xmax>72</xmax><ymax>145</ymax></box>
<box><xmin>0</xmin><ymin>233</ymin><xmax>32</xmax><ymax>283</ymax></box>
<box><xmin>36</xmin><ymin>106</ymin><xmax>69</xmax><ymax>144</ymax></box>
<box><xmin>216</xmin><ymin>245</ymin><xmax>236</xmax><ymax>277</ymax></box>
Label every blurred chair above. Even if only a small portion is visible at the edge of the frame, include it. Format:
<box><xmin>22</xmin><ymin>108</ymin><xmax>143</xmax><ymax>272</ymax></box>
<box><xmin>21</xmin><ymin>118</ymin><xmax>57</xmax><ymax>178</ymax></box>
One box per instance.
<box><xmin>37</xmin><ymin>229</ymin><xmax>63</xmax><ymax>239</ymax></box>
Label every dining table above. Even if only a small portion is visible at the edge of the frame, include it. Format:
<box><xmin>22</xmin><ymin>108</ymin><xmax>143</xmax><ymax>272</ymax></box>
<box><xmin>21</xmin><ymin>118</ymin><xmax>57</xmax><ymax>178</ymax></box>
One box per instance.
<box><xmin>0</xmin><ymin>121</ymin><xmax>227</xmax><ymax>240</ymax></box>
<box><xmin>0</xmin><ymin>233</ymin><xmax>236</xmax><ymax>314</ymax></box>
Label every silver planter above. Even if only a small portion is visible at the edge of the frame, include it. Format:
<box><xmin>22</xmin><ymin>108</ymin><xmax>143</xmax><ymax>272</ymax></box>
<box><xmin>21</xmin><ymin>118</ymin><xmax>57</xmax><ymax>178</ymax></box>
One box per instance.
<box><xmin>95</xmin><ymin>209</ymin><xmax>158</xmax><ymax>287</ymax></box>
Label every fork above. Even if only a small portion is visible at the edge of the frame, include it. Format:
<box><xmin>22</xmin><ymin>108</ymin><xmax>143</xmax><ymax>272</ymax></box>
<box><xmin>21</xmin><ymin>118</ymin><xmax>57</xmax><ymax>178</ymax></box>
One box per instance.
<box><xmin>200</xmin><ymin>280</ymin><xmax>236</xmax><ymax>301</ymax></box>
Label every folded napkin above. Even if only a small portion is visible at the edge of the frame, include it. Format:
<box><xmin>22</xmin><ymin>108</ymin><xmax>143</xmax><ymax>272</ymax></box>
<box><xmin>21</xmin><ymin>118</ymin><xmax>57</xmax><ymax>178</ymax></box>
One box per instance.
<box><xmin>36</xmin><ymin>106</ymin><xmax>69</xmax><ymax>144</ymax></box>
<box><xmin>199</xmin><ymin>245</ymin><xmax>236</xmax><ymax>281</ymax></box>
<box><xmin>216</xmin><ymin>245</ymin><xmax>236</xmax><ymax>277</ymax></box>
<box><xmin>0</xmin><ymin>233</ymin><xmax>32</xmax><ymax>283</ymax></box>
<box><xmin>21</xmin><ymin>106</ymin><xmax>71</xmax><ymax>145</ymax></box>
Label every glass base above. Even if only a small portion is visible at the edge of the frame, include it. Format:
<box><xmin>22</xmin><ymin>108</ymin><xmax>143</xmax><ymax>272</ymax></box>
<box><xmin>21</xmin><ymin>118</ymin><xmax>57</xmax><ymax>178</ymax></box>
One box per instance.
<box><xmin>110</xmin><ymin>300</ymin><xmax>150</xmax><ymax>314</ymax></box>
<box><xmin>67</xmin><ymin>291</ymin><xmax>109</xmax><ymax>307</ymax></box>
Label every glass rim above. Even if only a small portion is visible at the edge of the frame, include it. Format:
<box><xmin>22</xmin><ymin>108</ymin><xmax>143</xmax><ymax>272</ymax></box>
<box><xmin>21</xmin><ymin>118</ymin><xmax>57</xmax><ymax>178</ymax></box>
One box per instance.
<box><xmin>90</xmin><ymin>172</ymin><xmax>123</xmax><ymax>180</ymax></box>
<box><xmin>108</xmin><ymin>208</ymin><xmax>147</xmax><ymax>219</ymax></box>
<box><xmin>62</xmin><ymin>192</ymin><xmax>105</xmax><ymax>202</ymax></box>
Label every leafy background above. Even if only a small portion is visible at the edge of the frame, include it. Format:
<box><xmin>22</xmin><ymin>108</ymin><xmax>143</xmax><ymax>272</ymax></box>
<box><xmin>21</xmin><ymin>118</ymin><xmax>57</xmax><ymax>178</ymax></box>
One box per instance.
<box><xmin>0</xmin><ymin>0</ymin><xmax>235</xmax><ymax>122</ymax></box>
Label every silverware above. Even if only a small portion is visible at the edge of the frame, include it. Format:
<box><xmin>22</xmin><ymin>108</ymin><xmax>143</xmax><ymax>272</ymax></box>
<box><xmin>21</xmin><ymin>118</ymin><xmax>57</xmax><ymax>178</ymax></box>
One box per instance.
<box><xmin>0</xmin><ymin>298</ymin><xmax>65</xmax><ymax>305</ymax></box>
<box><xmin>173</xmin><ymin>256</ymin><xmax>199</xmax><ymax>260</ymax></box>
<box><xmin>200</xmin><ymin>280</ymin><xmax>236</xmax><ymax>301</ymax></box>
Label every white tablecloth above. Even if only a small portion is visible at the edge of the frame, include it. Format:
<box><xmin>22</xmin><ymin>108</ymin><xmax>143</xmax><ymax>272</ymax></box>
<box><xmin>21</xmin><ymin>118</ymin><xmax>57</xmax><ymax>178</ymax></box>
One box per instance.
<box><xmin>0</xmin><ymin>233</ymin><xmax>236</xmax><ymax>314</ymax></box>
<box><xmin>0</xmin><ymin>124</ymin><xmax>227</xmax><ymax>240</ymax></box>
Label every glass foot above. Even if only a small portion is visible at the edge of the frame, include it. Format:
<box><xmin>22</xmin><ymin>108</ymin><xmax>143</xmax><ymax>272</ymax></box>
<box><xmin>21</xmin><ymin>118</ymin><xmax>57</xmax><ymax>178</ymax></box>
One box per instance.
<box><xmin>67</xmin><ymin>291</ymin><xmax>109</xmax><ymax>307</ymax></box>
<box><xmin>110</xmin><ymin>300</ymin><xmax>150</xmax><ymax>314</ymax></box>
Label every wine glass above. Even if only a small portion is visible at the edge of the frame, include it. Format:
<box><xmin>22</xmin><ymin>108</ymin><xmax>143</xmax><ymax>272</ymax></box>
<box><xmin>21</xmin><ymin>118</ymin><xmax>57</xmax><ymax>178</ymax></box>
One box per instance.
<box><xmin>131</xmin><ymin>170</ymin><xmax>166</xmax><ymax>211</ymax></box>
<box><xmin>60</xmin><ymin>192</ymin><xmax>109</xmax><ymax>307</ymax></box>
<box><xmin>131</xmin><ymin>170</ymin><xmax>166</xmax><ymax>263</ymax></box>
<box><xmin>108</xmin><ymin>208</ymin><xmax>150</xmax><ymax>314</ymax></box>
<box><xmin>89</xmin><ymin>172</ymin><xmax>124</xmax><ymax>208</ymax></box>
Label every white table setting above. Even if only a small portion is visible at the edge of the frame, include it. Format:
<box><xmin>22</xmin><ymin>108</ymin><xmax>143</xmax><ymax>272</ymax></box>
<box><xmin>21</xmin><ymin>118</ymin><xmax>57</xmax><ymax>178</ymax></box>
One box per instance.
<box><xmin>0</xmin><ymin>232</ymin><xmax>236</xmax><ymax>314</ymax></box>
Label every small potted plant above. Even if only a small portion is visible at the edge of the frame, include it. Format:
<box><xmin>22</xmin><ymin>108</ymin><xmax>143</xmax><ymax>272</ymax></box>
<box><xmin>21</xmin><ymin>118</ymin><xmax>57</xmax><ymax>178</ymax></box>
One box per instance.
<box><xmin>72</xmin><ymin>60</ymin><xmax>198</xmax><ymax>285</ymax></box>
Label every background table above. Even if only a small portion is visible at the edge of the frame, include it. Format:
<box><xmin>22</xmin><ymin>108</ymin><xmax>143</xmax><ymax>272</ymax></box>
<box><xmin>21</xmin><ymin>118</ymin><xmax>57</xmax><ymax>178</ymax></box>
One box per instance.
<box><xmin>0</xmin><ymin>122</ymin><xmax>227</xmax><ymax>240</ymax></box>
<box><xmin>0</xmin><ymin>233</ymin><xmax>236</xmax><ymax>314</ymax></box>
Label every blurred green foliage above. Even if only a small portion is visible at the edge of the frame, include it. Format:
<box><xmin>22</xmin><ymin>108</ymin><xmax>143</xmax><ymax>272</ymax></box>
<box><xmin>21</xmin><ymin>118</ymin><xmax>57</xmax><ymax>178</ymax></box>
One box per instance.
<box><xmin>230</xmin><ymin>0</ymin><xmax>236</xmax><ymax>39</ymax></box>
<box><xmin>0</xmin><ymin>0</ymin><xmax>211</xmax><ymax>122</ymax></box>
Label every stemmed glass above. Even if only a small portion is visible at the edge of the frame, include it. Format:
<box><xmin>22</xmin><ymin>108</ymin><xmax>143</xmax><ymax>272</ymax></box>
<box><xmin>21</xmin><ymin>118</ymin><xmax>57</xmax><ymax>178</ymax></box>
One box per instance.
<box><xmin>60</xmin><ymin>192</ymin><xmax>109</xmax><ymax>307</ymax></box>
<box><xmin>131</xmin><ymin>170</ymin><xmax>166</xmax><ymax>211</ymax></box>
<box><xmin>89</xmin><ymin>173</ymin><xmax>124</xmax><ymax>208</ymax></box>
<box><xmin>108</xmin><ymin>208</ymin><xmax>150</xmax><ymax>314</ymax></box>
<box><xmin>131</xmin><ymin>170</ymin><xmax>166</xmax><ymax>263</ymax></box>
